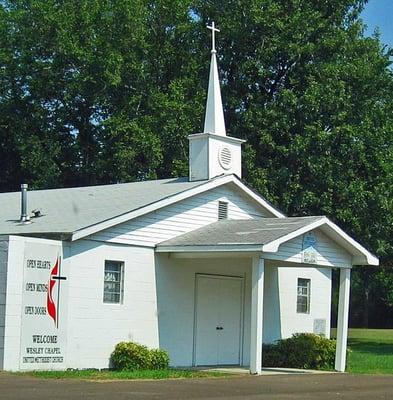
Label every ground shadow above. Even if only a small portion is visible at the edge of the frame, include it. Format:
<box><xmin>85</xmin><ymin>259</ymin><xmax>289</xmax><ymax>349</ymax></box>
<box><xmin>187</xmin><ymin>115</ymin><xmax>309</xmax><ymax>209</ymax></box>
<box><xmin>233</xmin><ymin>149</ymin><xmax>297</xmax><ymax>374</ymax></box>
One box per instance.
<box><xmin>348</xmin><ymin>339</ymin><xmax>393</xmax><ymax>356</ymax></box>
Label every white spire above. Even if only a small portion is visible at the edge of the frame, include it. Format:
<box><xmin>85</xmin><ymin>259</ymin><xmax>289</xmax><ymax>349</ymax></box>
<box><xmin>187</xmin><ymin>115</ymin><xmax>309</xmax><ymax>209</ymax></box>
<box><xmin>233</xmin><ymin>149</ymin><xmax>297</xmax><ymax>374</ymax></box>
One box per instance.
<box><xmin>204</xmin><ymin>22</ymin><xmax>226</xmax><ymax>136</ymax></box>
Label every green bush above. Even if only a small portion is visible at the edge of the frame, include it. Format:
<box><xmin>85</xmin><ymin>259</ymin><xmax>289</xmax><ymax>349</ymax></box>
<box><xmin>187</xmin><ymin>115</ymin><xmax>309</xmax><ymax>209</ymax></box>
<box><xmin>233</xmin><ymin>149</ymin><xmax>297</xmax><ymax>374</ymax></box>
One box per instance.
<box><xmin>111</xmin><ymin>342</ymin><xmax>150</xmax><ymax>371</ymax></box>
<box><xmin>149</xmin><ymin>348</ymin><xmax>170</xmax><ymax>370</ymax></box>
<box><xmin>111</xmin><ymin>342</ymin><xmax>169</xmax><ymax>371</ymax></box>
<box><xmin>262</xmin><ymin>333</ymin><xmax>338</xmax><ymax>370</ymax></box>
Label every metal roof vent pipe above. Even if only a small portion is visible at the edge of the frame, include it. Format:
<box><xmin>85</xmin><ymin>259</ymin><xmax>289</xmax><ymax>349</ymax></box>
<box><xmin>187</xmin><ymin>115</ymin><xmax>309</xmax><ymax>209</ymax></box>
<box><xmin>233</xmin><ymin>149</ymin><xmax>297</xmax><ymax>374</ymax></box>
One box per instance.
<box><xmin>20</xmin><ymin>183</ymin><xmax>30</xmax><ymax>224</ymax></box>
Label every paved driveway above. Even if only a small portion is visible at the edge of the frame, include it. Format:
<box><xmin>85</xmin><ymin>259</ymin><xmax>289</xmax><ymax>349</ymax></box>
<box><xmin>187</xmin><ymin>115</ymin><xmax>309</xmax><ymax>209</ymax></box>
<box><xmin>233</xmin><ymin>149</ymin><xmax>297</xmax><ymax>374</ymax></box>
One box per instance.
<box><xmin>0</xmin><ymin>372</ymin><xmax>392</xmax><ymax>400</ymax></box>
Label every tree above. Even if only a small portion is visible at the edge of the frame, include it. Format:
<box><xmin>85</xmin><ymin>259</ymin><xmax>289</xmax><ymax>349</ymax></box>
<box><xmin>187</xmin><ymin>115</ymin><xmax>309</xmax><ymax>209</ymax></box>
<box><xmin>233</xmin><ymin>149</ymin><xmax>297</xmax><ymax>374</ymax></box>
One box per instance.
<box><xmin>0</xmin><ymin>0</ymin><xmax>152</xmax><ymax>188</ymax></box>
<box><xmin>192</xmin><ymin>0</ymin><xmax>393</xmax><ymax>326</ymax></box>
<box><xmin>0</xmin><ymin>0</ymin><xmax>392</xmax><ymax>325</ymax></box>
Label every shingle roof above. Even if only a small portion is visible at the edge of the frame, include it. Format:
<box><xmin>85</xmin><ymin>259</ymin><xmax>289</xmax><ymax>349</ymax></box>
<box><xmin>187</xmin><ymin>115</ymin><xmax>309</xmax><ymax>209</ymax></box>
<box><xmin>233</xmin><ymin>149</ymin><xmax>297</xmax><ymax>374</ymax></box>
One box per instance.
<box><xmin>157</xmin><ymin>216</ymin><xmax>324</xmax><ymax>248</ymax></box>
<box><xmin>0</xmin><ymin>177</ymin><xmax>207</xmax><ymax>237</ymax></box>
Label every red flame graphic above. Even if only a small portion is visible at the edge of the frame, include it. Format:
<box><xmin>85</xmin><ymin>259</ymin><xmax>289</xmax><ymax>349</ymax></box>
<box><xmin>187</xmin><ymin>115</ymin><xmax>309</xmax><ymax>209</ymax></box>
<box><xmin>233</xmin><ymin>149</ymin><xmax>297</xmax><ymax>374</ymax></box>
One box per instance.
<box><xmin>47</xmin><ymin>258</ymin><xmax>58</xmax><ymax>326</ymax></box>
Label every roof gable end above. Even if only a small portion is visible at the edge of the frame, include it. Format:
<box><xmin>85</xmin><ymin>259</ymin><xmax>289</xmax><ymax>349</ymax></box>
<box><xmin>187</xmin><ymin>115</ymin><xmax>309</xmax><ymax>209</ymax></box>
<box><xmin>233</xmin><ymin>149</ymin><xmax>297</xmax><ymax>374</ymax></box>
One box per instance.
<box><xmin>71</xmin><ymin>175</ymin><xmax>284</xmax><ymax>241</ymax></box>
<box><xmin>261</xmin><ymin>217</ymin><xmax>378</xmax><ymax>266</ymax></box>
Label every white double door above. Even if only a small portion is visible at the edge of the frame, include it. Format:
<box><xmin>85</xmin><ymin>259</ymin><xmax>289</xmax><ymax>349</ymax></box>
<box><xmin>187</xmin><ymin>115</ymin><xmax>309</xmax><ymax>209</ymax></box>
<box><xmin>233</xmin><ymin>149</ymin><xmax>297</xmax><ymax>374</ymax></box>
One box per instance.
<box><xmin>194</xmin><ymin>274</ymin><xmax>244</xmax><ymax>366</ymax></box>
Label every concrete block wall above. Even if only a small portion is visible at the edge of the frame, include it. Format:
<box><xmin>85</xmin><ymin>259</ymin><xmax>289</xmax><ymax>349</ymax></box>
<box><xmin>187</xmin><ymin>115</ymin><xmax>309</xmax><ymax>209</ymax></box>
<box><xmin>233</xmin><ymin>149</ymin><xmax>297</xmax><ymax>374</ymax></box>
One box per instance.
<box><xmin>66</xmin><ymin>240</ymin><xmax>159</xmax><ymax>369</ymax></box>
<box><xmin>2</xmin><ymin>236</ymin><xmax>25</xmax><ymax>371</ymax></box>
<box><xmin>277</xmin><ymin>266</ymin><xmax>332</xmax><ymax>339</ymax></box>
<box><xmin>0</xmin><ymin>236</ymin><xmax>9</xmax><ymax>369</ymax></box>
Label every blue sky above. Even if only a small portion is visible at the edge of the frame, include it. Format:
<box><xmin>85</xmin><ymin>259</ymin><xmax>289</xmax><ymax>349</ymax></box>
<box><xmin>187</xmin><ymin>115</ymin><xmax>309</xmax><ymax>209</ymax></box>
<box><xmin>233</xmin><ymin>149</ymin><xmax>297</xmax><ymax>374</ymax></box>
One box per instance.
<box><xmin>361</xmin><ymin>0</ymin><xmax>393</xmax><ymax>47</ymax></box>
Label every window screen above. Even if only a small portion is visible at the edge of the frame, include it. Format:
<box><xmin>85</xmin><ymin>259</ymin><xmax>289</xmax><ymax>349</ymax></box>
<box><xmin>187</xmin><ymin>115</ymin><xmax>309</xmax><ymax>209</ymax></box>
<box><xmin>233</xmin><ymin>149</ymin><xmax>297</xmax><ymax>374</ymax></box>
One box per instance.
<box><xmin>103</xmin><ymin>260</ymin><xmax>124</xmax><ymax>304</ymax></box>
<box><xmin>297</xmin><ymin>278</ymin><xmax>310</xmax><ymax>314</ymax></box>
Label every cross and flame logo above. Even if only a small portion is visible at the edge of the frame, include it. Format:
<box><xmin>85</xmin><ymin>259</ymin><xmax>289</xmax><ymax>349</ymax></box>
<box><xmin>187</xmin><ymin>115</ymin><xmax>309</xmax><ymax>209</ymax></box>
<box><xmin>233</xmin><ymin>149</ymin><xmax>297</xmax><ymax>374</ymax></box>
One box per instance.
<box><xmin>46</xmin><ymin>256</ymin><xmax>66</xmax><ymax>328</ymax></box>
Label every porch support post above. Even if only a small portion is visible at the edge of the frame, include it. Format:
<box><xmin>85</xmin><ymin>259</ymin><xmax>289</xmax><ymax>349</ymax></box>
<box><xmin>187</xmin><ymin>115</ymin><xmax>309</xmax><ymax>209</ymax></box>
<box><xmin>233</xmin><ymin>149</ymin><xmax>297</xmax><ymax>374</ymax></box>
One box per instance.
<box><xmin>335</xmin><ymin>267</ymin><xmax>351</xmax><ymax>372</ymax></box>
<box><xmin>250</xmin><ymin>255</ymin><xmax>264</xmax><ymax>375</ymax></box>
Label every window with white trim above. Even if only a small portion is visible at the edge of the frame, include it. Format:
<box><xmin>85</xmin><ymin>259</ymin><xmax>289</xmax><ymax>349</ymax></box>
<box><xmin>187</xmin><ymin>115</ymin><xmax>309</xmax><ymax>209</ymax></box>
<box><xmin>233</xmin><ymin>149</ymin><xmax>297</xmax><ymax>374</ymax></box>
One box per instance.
<box><xmin>218</xmin><ymin>201</ymin><xmax>228</xmax><ymax>220</ymax></box>
<box><xmin>103</xmin><ymin>260</ymin><xmax>124</xmax><ymax>304</ymax></box>
<box><xmin>297</xmin><ymin>278</ymin><xmax>310</xmax><ymax>314</ymax></box>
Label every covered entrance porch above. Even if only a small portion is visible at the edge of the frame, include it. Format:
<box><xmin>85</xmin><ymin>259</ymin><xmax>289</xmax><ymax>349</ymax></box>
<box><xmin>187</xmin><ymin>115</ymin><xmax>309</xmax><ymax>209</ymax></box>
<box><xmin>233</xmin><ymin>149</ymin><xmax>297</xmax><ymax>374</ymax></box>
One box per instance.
<box><xmin>155</xmin><ymin>217</ymin><xmax>378</xmax><ymax>374</ymax></box>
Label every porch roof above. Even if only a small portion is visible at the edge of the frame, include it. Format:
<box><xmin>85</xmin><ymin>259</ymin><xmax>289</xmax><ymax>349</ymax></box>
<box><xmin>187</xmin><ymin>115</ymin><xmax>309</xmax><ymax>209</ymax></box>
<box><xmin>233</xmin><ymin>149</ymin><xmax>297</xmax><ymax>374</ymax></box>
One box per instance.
<box><xmin>156</xmin><ymin>216</ymin><xmax>379</xmax><ymax>266</ymax></box>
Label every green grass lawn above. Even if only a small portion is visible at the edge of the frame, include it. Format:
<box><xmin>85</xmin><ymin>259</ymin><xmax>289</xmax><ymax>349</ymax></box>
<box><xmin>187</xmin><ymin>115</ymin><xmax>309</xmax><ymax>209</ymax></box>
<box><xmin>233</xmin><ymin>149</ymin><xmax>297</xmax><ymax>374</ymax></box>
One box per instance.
<box><xmin>18</xmin><ymin>368</ymin><xmax>230</xmax><ymax>380</ymax></box>
<box><xmin>332</xmin><ymin>328</ymin><xmax>393</xmax><ymax>374</ymax></box>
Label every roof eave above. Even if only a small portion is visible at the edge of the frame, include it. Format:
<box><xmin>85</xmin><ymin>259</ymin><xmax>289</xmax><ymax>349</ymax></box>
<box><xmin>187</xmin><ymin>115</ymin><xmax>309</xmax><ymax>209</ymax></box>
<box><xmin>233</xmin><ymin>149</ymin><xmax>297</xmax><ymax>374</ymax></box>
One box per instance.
<box><xmin>4</xmin><ymin>231</ymin><xmax>73</xmax><ymax>241</ymax></box>
<box><xmin>156</xmin><ymin>244</ymin><xmax>264</xmax><ymax>253</ymax></box>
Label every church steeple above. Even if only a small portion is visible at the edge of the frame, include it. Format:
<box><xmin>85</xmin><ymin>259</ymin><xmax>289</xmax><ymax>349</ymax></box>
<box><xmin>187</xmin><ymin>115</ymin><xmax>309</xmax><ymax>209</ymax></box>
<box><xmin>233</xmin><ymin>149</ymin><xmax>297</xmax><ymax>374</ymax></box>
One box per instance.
<box><xmin>203</xmin><ymin>22</ymin><xmax>226</xmax><ymax>136</ymax></box>
<box><xmin>188</xmin><ymin>21</ymin><xmax>245</xmax><ymax>182</ymax></box>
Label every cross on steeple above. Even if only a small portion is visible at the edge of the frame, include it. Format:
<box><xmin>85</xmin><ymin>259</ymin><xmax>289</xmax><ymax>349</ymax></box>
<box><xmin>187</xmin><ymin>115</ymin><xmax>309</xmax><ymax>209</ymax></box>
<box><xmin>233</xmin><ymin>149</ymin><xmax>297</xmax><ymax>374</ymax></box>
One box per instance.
<box><xmin>203</xmin><ymin>20</ymin><xmax>225</xmax><ymax>136</ymax></box>
<box><xmin>207</xmin><ymin>21</ymin><xmax>220</xmax><ymax>53</ymax></box>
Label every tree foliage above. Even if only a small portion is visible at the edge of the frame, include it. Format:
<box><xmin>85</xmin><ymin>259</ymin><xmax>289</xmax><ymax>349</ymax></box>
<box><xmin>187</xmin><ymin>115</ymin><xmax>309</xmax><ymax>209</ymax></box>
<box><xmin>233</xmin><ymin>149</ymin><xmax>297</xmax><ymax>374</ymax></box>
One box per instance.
<box><xmin>0</xmin><ymin>0</ymin><xmax>392</xmax><ymax>325</ymax></box>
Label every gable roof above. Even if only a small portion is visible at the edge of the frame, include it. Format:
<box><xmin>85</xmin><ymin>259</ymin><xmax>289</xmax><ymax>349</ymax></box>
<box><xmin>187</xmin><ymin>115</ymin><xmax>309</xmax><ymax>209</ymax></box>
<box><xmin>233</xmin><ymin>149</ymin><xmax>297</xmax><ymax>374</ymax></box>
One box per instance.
<box><xmin>0</xmin><ymin>177</ymin><xmax>205</xmax><ymax>238</ymax></box>
<box><xmin>157</xmin><ymin>216</ymin><xmax>322</xmax><ymax>247</ymax></box>
<box><xmin>0</xmin><ymin>174</ymin><xmax>284</xmax><ymax>240</ymax></box>
<box><xmin>156</xmin><ymin>216</ymin><xmax>379</xmax><ymax>266</ymax></box>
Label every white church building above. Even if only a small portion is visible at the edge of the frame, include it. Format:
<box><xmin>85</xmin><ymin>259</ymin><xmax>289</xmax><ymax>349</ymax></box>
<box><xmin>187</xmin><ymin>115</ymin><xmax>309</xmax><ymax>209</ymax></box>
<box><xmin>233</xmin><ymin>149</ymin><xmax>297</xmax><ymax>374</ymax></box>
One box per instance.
<box><xmin>0</xmin><ymin>23</ymin><xmax>378</xmax><ymax>374</ymax></box>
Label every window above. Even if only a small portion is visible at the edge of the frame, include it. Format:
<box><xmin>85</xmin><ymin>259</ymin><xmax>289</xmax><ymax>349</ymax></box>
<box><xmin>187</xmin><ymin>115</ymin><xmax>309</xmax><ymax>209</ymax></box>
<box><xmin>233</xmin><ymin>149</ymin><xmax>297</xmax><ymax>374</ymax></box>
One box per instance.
<box><xmin>297</xmin><ymin>278</ymin><xmax>310</xmax><ymax>314</ymax></box>
<box><xmin>218</xmin><ymin>201</ymin><xmax>228</xmax><ymax>220</ymax></box>
<box><xmin>103</xmin><ymin>260</ymin><xmax>124</xmax><ymax>304</ymax></box>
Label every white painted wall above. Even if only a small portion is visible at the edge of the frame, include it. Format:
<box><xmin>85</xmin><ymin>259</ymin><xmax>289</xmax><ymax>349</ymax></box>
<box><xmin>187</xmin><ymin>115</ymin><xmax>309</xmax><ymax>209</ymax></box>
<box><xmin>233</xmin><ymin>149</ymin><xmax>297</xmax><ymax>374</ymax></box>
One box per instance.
<box><xmin>155</xmin><ymin>255</ymin><xmax>252</xmax><ymax>367</ymax></box>
<box><xmin>89</xmin><ymin>184</ymin><xmax>266</xmax><ymax>247</ymax></box>
<box><xmin>64</xmin><ymin>245</ymin><xmax>334</xmax><ymax>369</ymax></box>
<box><xmin>277</xmin><ymin>266</ymin><xmax>332</xmax><ymax>340</ymax></box>
<box><xmin>188</xmin><ymin>135</ymin><xmax>242</xmax><ymax>181</ymax></box>
<box><xmin>262</xmin><ymin>263</ymin><xmax>332</xmax><ymax>344</ymax></box>
<box><xmin>66</xmin><ymin>240</ymin><xmax>159</xmax><ymax>369</ymax></box>
<box><xmin>155</xmin><ymin>255</ymin><xmax>332</xmax><ymax>367</ymax></box>
<box><xmin>188</xmin><ymin>136</ymin><xmax>208</xmax><ymax>181</ymax></box>
<box><xmin>208</xmin><ymin>136</ymin><xmax>242</xmax><ymax>179</ymax></box>
<box><xmin>3</xmin><ymin>236</ymin><xmax>25</xmax><ymax>371</ymax></box>
<box><xmin>0</xmin><ymin>234</ymin><xmax>334</xmax><ymax>370</ymax></box>
<box><xmin>19</xmin><ymin>238</ymin><xmax>66</xmax><ymax>371</ymax></box>
<box><xmin>262</xmin><ymin>265</ymin><xmax>282</xmax><ymax>344</ymax></box>
<box><xmin>2</xmin><ymin>236</ymin><xmax>65</xmax><ymax>371</ymax></box>
<box><xmin>0</xmin><ymin>236</ymin><xmax>8</xmax><ymax>369</ymax></box>
<box><xmin>268</xmin><ymin>229</ymin><xmax>352</xmax><ymax>268</ymax></box>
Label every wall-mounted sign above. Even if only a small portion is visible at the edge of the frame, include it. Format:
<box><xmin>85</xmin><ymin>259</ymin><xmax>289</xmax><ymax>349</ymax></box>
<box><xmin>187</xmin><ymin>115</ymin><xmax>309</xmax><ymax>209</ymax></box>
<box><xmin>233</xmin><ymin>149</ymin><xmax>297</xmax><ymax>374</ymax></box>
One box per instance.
<box><xmin>19</xmin><ymin>241</ymin><xmax>67</xmax><ymax>370</ymax></box>
<box><xmin>302</xmin><ymin>232</ymin><xmax>318</xmax><ymax>264</ymax></box>
<box><xmin>313</xmin><ymin>318</ymin><xmax>327</xmax><ymax>337</ymax></box>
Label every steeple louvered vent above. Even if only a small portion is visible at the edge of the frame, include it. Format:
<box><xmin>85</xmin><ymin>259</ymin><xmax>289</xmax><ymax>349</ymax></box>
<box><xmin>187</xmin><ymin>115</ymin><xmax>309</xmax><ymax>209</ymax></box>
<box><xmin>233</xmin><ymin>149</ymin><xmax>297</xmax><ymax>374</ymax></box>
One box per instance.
<box><xmin>218</xmin><ymin>147</ymin><xmax>232</xmax><ymax>170</ymax></box>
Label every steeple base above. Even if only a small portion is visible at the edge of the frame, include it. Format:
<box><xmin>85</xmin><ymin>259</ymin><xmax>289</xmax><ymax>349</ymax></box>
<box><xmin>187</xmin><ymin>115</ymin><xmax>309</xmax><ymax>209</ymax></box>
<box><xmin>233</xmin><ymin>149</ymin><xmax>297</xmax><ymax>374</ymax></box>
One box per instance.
<box><xmin>188</xmin><ymin>133</ymin><xmax>245</xmax><ymax>181</ymax></box>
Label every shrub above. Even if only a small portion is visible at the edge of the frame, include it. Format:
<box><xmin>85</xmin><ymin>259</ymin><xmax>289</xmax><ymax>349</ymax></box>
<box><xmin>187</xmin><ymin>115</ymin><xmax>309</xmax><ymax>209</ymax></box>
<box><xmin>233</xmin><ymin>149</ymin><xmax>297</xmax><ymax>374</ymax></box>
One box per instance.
<box><xmin>111</xmin><ymin>342</ymin><xmax>150</xmax><ymax>371</ymax></box>
<box><xmin>149</xmin><ymin>348</ymin><xmax>170</xmax><ymax>370</ymax></box>
<box><xmin>111</xmin><ymin>342</ymin><xmax>169</xmax><ymax>371</ymax></box>
<box><xmin>262</xmin><ymin>333</ymin><xmax>338</xmax><ymax>370</ymax></box>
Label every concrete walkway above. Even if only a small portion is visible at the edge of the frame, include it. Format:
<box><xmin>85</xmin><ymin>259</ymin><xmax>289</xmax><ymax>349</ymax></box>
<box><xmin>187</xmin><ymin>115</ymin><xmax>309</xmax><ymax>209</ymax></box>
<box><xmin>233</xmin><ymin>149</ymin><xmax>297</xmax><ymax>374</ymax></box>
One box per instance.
<box><xmin>1</xmin><ymin>371</ymin><xmax>392</xmax><ymax>400</ymax></box>
<box><xmin>198</xmin><ymin>366</ymin><xmax>335</xmax><ymax>375</ymax></box>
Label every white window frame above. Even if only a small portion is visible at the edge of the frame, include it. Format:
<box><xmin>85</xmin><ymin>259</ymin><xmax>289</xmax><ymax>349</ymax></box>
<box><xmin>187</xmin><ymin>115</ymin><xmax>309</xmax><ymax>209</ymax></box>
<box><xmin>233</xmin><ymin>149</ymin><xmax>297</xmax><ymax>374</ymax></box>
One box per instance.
<box><xmin>297</xmin><ymin>278</ymin><xmax>311</xmax><ymax>314</ymax></box>
<box><xmin>103</xmin><ymin>260</ymin><xmax>124</xmax><ymax>304</ymax></box>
